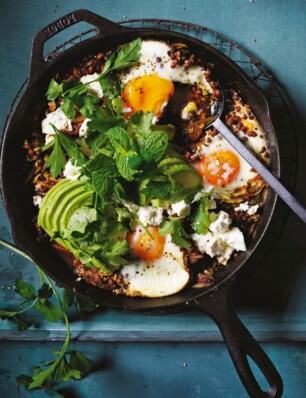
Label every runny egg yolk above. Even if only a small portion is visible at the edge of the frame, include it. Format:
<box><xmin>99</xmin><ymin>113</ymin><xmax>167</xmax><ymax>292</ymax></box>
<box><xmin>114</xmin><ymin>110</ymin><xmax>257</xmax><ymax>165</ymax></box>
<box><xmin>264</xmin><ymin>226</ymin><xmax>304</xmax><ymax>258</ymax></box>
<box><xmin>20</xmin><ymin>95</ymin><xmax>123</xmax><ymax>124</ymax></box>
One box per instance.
<box><xmin>127</xmin><ymin>225</ymin><xmax>165</xmax><ymax>262</ymax></box>
<box><xmin>194</xmin><ymin>150</ymin><xmax>240</xmax><ymax>186</ymax></box>
<box><xmin>122</xmin><ymin>74</ymin><xmax>174</xmax><ymax>115</ymax></box>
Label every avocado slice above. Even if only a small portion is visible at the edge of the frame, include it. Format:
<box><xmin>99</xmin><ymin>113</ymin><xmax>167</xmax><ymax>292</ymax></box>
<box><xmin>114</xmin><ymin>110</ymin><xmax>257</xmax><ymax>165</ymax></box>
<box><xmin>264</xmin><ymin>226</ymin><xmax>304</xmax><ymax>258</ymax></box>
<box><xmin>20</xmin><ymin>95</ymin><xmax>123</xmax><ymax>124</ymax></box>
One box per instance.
<box><xmin>167</xmin><ymin>163</ymin><xmax>202</xmax><ymax>188</ymax></box>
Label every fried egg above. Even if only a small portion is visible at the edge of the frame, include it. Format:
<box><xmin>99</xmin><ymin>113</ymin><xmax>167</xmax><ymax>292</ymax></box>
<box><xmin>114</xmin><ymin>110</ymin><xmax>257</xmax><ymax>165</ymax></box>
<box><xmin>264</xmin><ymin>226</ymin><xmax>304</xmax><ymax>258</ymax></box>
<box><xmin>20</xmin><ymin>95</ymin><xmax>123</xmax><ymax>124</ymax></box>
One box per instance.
<box><xmin>118</xmin><ymin>40</ymin><xmax>212</xmax><ymax>118</ymax></box>
<box><xmin>192</xmin><ymin>132</ymin><xmax>258</xmax><ymax>192</ymax></box>
<box><xmin>120</xmin><ymin>226</ymin><xmax>189</xmax><ymax>297</ymax></box>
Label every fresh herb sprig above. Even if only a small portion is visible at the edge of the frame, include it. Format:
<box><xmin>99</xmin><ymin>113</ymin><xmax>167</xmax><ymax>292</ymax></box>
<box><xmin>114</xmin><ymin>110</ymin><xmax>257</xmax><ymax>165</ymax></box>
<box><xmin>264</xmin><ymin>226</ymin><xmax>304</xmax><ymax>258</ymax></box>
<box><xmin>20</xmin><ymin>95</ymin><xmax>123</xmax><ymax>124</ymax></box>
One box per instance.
<box><xmin>46</xmin><ymin>38</ymin><xmax>142</xmax><ymax>119</ymax></box>
<box><xmin>41</xmin><ymin>124</ymin><xmax>86</xmax><ymax>178</ymax></box>
<box><xmin>0</xmin><ymin>239</ymin><xmax>98</xmax><ymax>397</ymax></box>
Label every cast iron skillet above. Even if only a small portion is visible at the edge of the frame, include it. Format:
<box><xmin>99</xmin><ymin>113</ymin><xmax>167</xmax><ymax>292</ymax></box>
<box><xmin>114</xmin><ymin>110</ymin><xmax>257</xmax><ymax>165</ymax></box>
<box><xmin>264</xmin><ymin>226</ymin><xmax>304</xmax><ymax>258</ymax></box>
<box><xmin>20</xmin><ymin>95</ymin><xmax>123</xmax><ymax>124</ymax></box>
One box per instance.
<box><xmin>0</xmin><ymin>10</ymin><xmax>283</xmax><ymax>398</ymax></box>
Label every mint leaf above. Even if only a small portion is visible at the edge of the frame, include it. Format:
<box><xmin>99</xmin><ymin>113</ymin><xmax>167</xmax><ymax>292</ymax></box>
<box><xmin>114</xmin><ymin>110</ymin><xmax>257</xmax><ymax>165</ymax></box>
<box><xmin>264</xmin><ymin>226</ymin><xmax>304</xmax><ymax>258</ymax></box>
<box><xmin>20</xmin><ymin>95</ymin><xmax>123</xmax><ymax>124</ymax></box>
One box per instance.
<box><xmin>116</xmin><ymin>156</ymin><xmax>138</xmax><ymax>181</ymax></box>
<box><xmin>86</xmin><ymin>153</ymin><xmax>119</xmax><ymax>177</ymax></box>
<box><xmin>137</xmin><ymin>130</ymin><xmax>168</xmax><ymax>162</ymax></box>
<box><xmin>92</xmin><ymin>173</ymin><xmax>114</xmax><ymax>198</ymax></box>
<box><xmin>60</xmin><ymin>97</ymin><xmax>75</xmax><ymax>119</ymax></box>
<box><xmin>46</xmin><ymin>79</ymin><xmax>62</xmax><ymax>101</ymax></box>
<box><xmin>15</xmin><ymin>278</ymin><xmax>36</xmax><ymax>300</ymax></box>
<box><xmin>107</xmin><ymin>126</ymin><xmax>131</xmax><ymax>152</ymax></box>
<box><xmin>34</xmin><ymin>299</ymin><xmax>63</xmax><ymax>323</ymax></box>
<box><xmin>159</xmin><ymin>218</ymin><xmax>190</xmax><ymax>249</ymax></box>
<box><xmin>141</xmin><ymin>180</ymin><xmax>172</xmax><ymax>199</ymax></box>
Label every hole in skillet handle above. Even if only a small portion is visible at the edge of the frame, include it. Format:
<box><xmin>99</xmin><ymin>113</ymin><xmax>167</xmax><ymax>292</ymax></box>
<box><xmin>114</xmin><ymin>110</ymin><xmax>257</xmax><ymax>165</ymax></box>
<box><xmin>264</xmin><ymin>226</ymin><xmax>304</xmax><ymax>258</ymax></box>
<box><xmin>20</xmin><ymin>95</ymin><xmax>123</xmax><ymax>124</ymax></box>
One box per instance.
<box><xmin>29</xmin><ymin>9</ymin><xmax>129</xmax><ymax>83</ymax></box>
<box><xmin>193</xmin><ymin>278</ymin><xmax>283</xmax><ymax>398</ymax></box>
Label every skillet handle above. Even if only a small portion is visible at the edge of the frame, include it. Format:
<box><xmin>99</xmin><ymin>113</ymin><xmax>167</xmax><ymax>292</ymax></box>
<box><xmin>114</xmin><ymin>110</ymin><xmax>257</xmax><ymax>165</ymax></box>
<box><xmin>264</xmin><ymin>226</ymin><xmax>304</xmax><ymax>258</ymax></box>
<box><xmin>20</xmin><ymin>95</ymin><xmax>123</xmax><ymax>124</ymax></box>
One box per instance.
<box><xmin>194</xmin><ymin>278</ymin><xmax>283</xmax><ymax>398</ymax></box>
<box><xmin>29</xmin><ymin>9</ymin><xmax>127</xmax><ymax>83</ymax></box>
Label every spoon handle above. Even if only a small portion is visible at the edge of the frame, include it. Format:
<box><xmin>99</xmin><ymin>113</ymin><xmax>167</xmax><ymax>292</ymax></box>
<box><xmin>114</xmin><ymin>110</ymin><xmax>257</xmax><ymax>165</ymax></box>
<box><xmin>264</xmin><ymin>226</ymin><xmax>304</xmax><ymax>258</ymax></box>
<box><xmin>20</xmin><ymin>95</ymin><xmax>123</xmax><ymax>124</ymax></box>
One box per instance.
<box><xmin>213</xmin><ymin>118</ymin><xmax>306</xmax><ymax>224</ymax></box>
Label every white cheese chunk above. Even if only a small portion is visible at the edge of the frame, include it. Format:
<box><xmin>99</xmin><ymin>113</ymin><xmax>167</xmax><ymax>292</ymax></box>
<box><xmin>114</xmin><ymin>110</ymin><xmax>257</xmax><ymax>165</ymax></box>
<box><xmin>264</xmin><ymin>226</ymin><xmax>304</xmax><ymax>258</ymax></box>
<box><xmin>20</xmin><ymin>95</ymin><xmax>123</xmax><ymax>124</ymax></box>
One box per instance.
<box><xmin>235</xmin><ymin>202</ymin><xmax>259</xmax><ymax>216</ymax></box>
<box><xmin>79</xmin><ymin>118</ymin><xmax>90</xmax><ymax>137</ymax></box>
<box><xmin>80</xmin><ymin>73</ymin><xmax>103</xmax><ymax>98</ymax></box>
<box><xmin>169</xmin><ymin>200</ymin><xmax>190</xmax><ymax>217</ymax></box>
<box><xmin>63</xmin><ymin>160</ymin><xmax>82</xmax><ymax>181</ymax></box>
<box><xmin>41</xmin><ymin>107</ymin><xmax>72</xmax><ymax>136</ymax></box>
<box><xmin>138</xmin><ymin>206</ymin><xmax>164</xmax><ymax>226</ymax></box>
<box><xmin>209</xmin><ymin>211</ymin><xmax>232</xmax><ymax>234</ymax></box>
<box><xmin>191</xmin><ymin>210</ymin><xmax>246</xmax><ymax>265</ymax></box>
<box><xmin>33</xmin><ymin>195</ymin><xmax>43</xmax><ymax>208</ymax></box>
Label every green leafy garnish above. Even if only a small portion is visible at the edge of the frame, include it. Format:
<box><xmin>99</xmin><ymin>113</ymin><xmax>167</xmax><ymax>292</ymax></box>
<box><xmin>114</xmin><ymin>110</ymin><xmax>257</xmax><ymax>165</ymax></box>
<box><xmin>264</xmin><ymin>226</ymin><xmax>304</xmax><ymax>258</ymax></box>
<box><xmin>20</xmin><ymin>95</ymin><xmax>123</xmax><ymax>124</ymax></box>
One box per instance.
<box><xmin>191</xmin><ymin>196</ymin><xmax>217</xmax><ymax>234</ymax></box>
<box><xmin>41</xmin><ymin>124</ymin><xmax>86</xmax><ymax>178</ymax></box>
<box><xmin>0</xmin><ymin>239</ymin><xmax>96</xmax><ymax>396</ymax></box>
<box><xmin>159</xmin><ymin>218</ymin><xmax>190</xmax><ymax>249</ymax></box>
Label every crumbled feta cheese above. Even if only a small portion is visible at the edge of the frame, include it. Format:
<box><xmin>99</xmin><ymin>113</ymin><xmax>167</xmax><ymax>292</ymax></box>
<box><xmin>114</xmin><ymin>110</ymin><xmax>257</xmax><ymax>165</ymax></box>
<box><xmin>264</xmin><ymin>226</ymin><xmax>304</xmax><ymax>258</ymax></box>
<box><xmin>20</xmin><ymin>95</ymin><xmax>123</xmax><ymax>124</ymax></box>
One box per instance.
<box><xmin>247</xmin><ymin>205</ymin><xmax>259</xmax><ymax>216</ymax></box>
<box><xmin>235</xmin><ymin>202</ymin><xmax>250</xmax><ymax>212</ymax></box>
<box><xmin>169</xmin><ymin>200</ymin><xmax>190</xmax><ymax>217</ymax></box>
<box><xmin>235</xmin><ymin>202</ymin><xmax>259</xmax><ymax>216</ymax></box>
<box><xmin>45</xmin><ymin>134</ymin><xmax>55</xmax><ymax>144</ymax></box>
<box><xmin>181</xmin><ymin>101</ymin><xmax>198</xmax><ymax>120</ymax></box>
<box><xmin>123</xmin><ymin>201</ymin><xmax>139</xmax><ymax>215</ymax></box>
<box><xmin>63</xmin><ymin>160</ymin><xmax>82</xmax><ymax>181</ymax></box>
<box><xmin>138</xmin><ymin>206</ymin><xmax>164</xmax><ymax>226</ymax></box>
<box><xmin>33</xmin><ymin>195</ymin><xmax>43</xmax><ymax>207</ymax></box>
<box><xmin>209</xmin><ymin>211</ymin><xmax>231</xmax><ymax>234</ymax></box>
<box><xmin>191</xmin><ymin>210</ymin><xmax>246</xmax><ymax>265</ymax></box>
<box><xmin>41</xmin><ymin>107</ymin><xmax>73</xmax><ymax>136</ymax></box>
<box><xmin>79</xmin><ymin>118</ymin><xmax>90</xmax><ymax>137</ymax></box>
<box><xmin>80</xmin><ymin>73</ymin><xmax>103</xmax><ymax>98</ymax></box>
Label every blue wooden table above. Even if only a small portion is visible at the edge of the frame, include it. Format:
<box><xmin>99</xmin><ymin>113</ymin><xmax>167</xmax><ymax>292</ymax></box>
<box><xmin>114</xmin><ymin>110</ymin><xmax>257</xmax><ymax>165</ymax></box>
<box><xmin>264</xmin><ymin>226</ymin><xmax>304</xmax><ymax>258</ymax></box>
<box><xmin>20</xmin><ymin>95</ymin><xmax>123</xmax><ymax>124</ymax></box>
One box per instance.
<box><xmin>1</xmin><ymin>1</ymin><xmax>306</xmax><ymax>397</ymax></box>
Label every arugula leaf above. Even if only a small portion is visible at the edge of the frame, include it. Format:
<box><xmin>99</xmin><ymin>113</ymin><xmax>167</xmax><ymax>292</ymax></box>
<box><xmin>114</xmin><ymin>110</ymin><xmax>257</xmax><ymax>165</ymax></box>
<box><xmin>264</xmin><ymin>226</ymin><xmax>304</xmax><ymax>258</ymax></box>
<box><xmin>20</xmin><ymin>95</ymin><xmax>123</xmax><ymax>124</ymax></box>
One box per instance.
<box><xmin>137</xmin><ymin>130</ymin><xmax>168</xmax><ymax>162</ymax></box>
<box><xmin>141</xmin><ymin>180</ymin><xmax>172</xmax><ymax>199</ymax></box>
<box><xmin>191</xmin><ymin>196</ymin><xmax>216</xmax><ymax>234</ymax></box>
<box><xmin>34</xmin><ymin>299</ymin><xmax>63</xmax><ymax>323</ymax></box>
<box><xmin>159</xmin><ymin>218</ymin><xmax>190</xmax><ymax>249</ymax></box>
<box><xmin>45</xmin><ymin>134</ymin><xmax>66</xmax><ymax>178</ymax></box>
<box><xmin>46</xmin><ymin>79</ymin><xmax>62</xmax><ymax>101</ymax></box>
<box><xmin>15</xmin><ymin>278</ymin><xmax>36</xmax><ymax>300</ymax></box>
<box><xmin>101</xmin><ymin>240</ymin><xmax>129</xmax><ymax>266</ymax></box>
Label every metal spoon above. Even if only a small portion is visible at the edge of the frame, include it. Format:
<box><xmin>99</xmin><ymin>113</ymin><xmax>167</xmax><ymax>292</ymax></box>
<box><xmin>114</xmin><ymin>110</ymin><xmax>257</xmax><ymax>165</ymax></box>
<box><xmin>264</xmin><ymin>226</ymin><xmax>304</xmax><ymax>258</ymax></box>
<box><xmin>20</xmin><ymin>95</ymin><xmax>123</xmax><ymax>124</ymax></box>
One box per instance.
<box><xmin>207</xmin><ymin>97</ymin><xmax>306</xmax><ymax>224</ymax></box>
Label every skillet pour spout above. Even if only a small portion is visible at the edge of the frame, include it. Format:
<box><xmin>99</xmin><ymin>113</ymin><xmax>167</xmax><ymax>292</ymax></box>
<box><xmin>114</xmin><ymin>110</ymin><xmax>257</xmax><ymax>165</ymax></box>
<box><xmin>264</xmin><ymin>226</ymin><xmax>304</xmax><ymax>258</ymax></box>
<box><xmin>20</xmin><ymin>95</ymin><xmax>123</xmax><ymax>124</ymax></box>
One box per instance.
<box><xmin>0</xmin><ymin>9</ymin><xmax>283</xmax><ymax>398</ymax></box>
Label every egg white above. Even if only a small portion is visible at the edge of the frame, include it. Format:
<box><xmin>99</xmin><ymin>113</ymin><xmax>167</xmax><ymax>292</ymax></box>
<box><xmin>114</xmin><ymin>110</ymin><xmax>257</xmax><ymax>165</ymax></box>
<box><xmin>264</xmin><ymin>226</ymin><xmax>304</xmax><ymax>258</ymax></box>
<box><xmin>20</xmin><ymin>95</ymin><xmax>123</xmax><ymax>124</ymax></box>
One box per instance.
<box><xmin>119</xmin><ymin>40</ymin><xmax>212</xmax><ymax>93</ymax></box>
<box><xmin>120</xmin><ymin>234</ymin><xmax>189</xmax><ymax>298</ymax></box>
<box><xmin>195</xmin><ymin>133</ymin><xmax>258</xmax><ymax>193</ymax></box>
